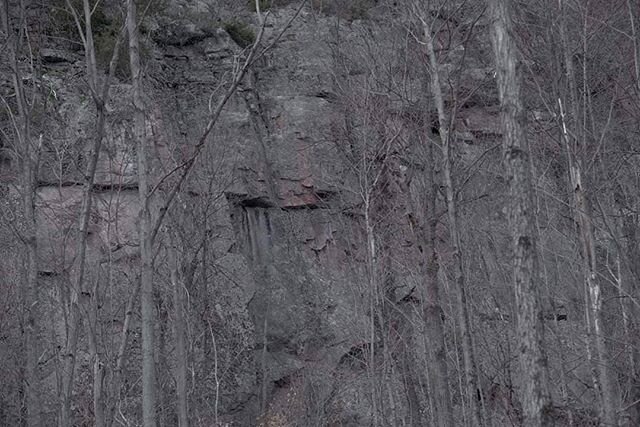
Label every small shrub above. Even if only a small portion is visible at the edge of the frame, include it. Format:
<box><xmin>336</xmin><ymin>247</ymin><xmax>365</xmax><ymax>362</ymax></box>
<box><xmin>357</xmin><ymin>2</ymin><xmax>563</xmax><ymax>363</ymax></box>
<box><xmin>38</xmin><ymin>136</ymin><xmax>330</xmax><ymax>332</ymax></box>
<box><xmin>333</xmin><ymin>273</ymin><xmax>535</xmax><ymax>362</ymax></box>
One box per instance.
<box><xmin>223</xmin><ymin>20</ymin><xmax>256</xmax><ymax>48</ymax></box>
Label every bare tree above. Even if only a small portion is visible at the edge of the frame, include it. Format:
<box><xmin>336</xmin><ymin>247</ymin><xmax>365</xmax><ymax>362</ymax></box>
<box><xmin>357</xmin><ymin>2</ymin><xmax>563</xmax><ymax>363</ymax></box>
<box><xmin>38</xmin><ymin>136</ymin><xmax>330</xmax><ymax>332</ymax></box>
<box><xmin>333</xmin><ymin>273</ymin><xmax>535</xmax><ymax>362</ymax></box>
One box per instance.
<box><xmin>59</xmin><ymin>1</ymin><xmax>127</xmax><ymax>425</ymax></box>
<box><xmin>488</xmin><ymin>0</ymin><xmax>553</xmax><ymax>425</ymax></box>
<box><xmin>402</xmin><ymin>127</ymin><xmax>455</xmax><ymax>427</ymax></box>
<box><xmin>409</xmin><ymin>2</ymin><xmax>483</xmax><ymax>425</ymax></box>
<box><xmin>124</xmin><ymin>1</ymin><xmax>158</xmax><ymax>425</ymax></box>
<box><xmin>1</xmin><ymin>2</ymin><xmax>42</xmax><ymax>425</ymax></box>
<box><xmin>556</xmin><ymin>2</ymin><xmax>619</xmax><ymax>423</ymax></box>
<box><xmin>168</xmin><ymin>230</ymin><xmax>192</xmax><ymax>427</ymax></box>
<box><xmin>618</xmin><ymin>5</ymin><xmax>640</xmax><ymax>415</ymax></box>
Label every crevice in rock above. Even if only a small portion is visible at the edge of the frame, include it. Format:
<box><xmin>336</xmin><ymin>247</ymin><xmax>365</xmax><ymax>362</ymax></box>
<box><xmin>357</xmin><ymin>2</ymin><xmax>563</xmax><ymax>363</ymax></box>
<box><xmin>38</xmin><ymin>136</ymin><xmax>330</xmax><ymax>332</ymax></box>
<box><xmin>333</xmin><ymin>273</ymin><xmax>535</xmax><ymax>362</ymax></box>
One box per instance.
<box><xmin>312</xmin><ymin>90</ymin><xmax>337</xmax><ymax>102</ymax></box>
<box><xmin>37</xmin><ymin>270</ymin><xmax>59</xmax><ymax>278</ymax></box>
<box><xmin>337</xmin><ymin>342</ymin><xmax>384</xmax><ymax>372</ymax></box>
<box><xmin>227</xmin><ymin>191</ymin><xmax>334</xmax><ymax>212</ymax></box>
<box><xmin>36</xmin><ymin>180</ymin><xmax>139</xmax><ymax>192</ymax></box>
<box><xmin>273</xmin><ymin>375</ymin><xmax>291</xmax><ymax>389</ymax></box>
<box><xmin>227</xmin><ymin>194</ymin><xmax>276</xmax><ymax>209</ymax></box>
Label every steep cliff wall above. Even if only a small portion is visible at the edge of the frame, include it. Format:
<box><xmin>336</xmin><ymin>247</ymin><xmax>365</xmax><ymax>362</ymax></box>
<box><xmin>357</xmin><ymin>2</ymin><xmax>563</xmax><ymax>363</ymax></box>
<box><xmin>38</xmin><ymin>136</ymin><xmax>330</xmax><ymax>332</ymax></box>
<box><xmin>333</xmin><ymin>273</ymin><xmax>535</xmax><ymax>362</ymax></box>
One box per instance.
<box><xmin>0</xmin><ymin>1</ymin><xmax>616</xmax><ymax>425</ymax></box>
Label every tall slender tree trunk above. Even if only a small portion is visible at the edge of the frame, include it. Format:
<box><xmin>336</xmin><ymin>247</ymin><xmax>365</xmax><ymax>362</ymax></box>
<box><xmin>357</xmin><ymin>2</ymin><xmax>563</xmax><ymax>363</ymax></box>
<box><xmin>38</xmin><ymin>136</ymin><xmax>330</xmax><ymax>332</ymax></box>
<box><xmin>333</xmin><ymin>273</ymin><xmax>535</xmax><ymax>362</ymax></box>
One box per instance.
<box><xmin>556</xmin><ymin>1</ymin><xmax>619</xmax><ymax>424</ymax></box>
<box><xmin>488</xmin><ymin>0</ymin><xmax>553</xmax><ymax>425</ymax></box>
<box><xmin>60</xmin><ymin>104</ymin><xmax>105</xmax><ymax>426</ymax></box>
<box><xmin>171</xmin><ymin>248</ymin><xmax>189</xmax><ymax>427</ymax></box>
<box><xmin>58</xmin><ymin>1</ymin><xmax>125</xmax><ymax>424</ymax></box>
<box><xmin>87</xmin><ymin>277</ymin><xmax>106</xmax><ymax>427</ymax></box>
<box><xmin>421</xmin><ymin>19</ymin><xmax>481</xmax><ymax>427</ymax></box>
<box><xmin>106</xmin><ymin>280</ymin><xmax>140</xmax><ymax>427</ymax></box>
<box><xmin>621</xmin><ymin>209</ymin><xmax>640</xmax><ymax>423</ymax></box>
<box><xmin>423</xmin><ymin>141</ymin><xmax>455</xmax><ymax>427</ymax></box>
<box><xmin>22</xmin><ymin>163</ymin><xmax>40</xmax><ymax>427</ymax></box>
<box><xmin>622</xmin><ymin>2</ymin><xmax>640</xmax><ymax>423</ymax></box>
<box><xmin>1</xmin><ymin>3</ymin><xmax>42</xmax><ymax>425</ymax></box>
<box><xmin>401</xmin><ymin>135</ymin><xmax>453</xmax><ymax>426</ymax></box>
<box><xmin>363</xmin><ymin>199</ymin><xmax>380</xmax><ymax>427</ymax></box>
<box><xmin>558</xmin><ymin>98</ymin><xmax>619</xmax><ymax>426</ymax></box>
<box><xmin>127</xmin><ymin>1</ymin><xmax>156</xmax><ymax>425</ymax></box>
<box><xmin>60</xmin><ymin>65</ymin><xmax>100</xmax><ymax>427</ymax></box>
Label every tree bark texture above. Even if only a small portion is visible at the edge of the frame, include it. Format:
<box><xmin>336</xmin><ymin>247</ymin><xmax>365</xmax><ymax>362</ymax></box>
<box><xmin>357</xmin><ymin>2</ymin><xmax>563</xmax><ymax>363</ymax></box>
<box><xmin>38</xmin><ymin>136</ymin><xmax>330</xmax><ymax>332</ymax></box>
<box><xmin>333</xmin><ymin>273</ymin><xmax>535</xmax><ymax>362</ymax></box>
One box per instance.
<box><xmin>127</xmin><ymin>1</ymin><xmax>156</xmax><ymax>425</ymax></box>
<box><xmin>489</xmin><ymin>0</ymin><xmax>553</xmax><ymax>425</ymax></box>
<box><xmin>171</xmin><ymin>250</ymin><xmax>189</xmax><ymax>427</ymax></box>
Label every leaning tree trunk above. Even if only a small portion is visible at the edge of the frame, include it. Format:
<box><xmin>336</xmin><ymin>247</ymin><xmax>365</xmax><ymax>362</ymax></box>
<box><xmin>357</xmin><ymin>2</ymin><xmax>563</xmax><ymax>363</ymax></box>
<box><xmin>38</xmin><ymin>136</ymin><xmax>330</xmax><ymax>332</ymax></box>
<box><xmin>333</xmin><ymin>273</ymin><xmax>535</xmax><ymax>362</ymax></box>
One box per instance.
<box><xmin>488</xmin><ymin>0</ymin><xmax>553</xmax><ymax>425</ymax></box>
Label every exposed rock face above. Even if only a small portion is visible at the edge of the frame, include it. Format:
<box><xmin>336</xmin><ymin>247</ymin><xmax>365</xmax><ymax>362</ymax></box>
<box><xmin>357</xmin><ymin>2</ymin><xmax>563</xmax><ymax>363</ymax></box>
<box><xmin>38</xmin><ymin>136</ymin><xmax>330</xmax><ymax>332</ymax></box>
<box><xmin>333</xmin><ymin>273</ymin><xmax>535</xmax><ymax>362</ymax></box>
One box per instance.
<box><xmin>0</xmin><ymin>1</ymin><xmax>603</xmax><ymax>425</ymax></box>
<box><xmin>1</xmin><ymin>2</ymin><xmax>496</xmax><ymax>423</ymax></box>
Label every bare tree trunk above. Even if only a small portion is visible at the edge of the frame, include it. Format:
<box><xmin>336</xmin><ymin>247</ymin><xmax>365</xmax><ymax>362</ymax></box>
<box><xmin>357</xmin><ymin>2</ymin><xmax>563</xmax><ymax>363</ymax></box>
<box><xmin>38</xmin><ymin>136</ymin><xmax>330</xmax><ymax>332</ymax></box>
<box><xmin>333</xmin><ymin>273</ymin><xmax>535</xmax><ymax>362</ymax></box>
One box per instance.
<box><xmin>57</xmin><ymin>1</ymin><xmax>126</xmax><ymax>424</ymax></box>
<box><xmin>621</xmin><ymin>209</ymin><xmax>640</xmax><ymax>423</ymax></box>
<box><xmin>402</xmin><ymin>138</ymin><xmax>453</xmax><ymax>426</ymax></box>
<box><xmin>623</xmin><ymin>2</ymin><xmax>640</xmax><ymax>423</ymax></box>
<box><xmin>156</xmin><ymin>289</ymin><xmax>170</xmax><ymax>427</ymax></box>
<box><xmin>363</xmin><ymin>200</ymin><xmax>380</xmax><ymax>427</ymax></box>
<box><xmin>548</xmin><ymin>250</ymin><xmax>575</xmax><ymax>427</ymax></box>
<box><xmin>423</xmin><ymin>144</ymin><xmax>455</xmax><ymax>427</ymax></box>
<box><xmin>558</xmin><ymin>98</ymin><xmax>619</xmax><ymax>425</ymax></box>
<box><xmin>106</xmin><ymin>280</ymin><xmax>140</xmax><ymax>427</ymax></box>
<box><xmin>400</xmin><ymin>327</ymin><xmax>425</xmax><ymax>426</ymax></box>
<box><xmin>171</xmin><ymin>249</ymin><xmax>189</xmax><ymax>427</ymax></box>
<box><xmin>87</xmin><ymin>277</ymin><xmax>106</xmax><ymax>427</ymax></box>
<box><xmin>556</xmin><ymin>1</ymin><xmax>619</xmax><ymax>423</ymax></box>
<box><xmin>1</xmin><ymin>3</ymin><xmax>41</xmax><ymax>425</ymax></box>
<box><xmin>555</xmin><ymin>2</ymin><xmax>601</xmax><ymax>406</ymax></box>
<box><xmin>488</xmin><ymin>0</ymin><xmax>553</xmax><ymax>425</ymax></box>
<box><xmin>126</xmin><ymin>1</ymin><xmax>156</xmax><ymax>425</ymax></box>
<box><xmin>614</xmin><ymin>250</ymin><xmax>639</xmax><ymax>419</ymax></box>
<box><xmin>23</xmin><ymin>165</ymin><xmax>40</xmax><ymax>427</ymax></box>
<box><xmin>420</xmin><ymin>18</ymin><xmax>481</xmax><ymax>427</ymax></box>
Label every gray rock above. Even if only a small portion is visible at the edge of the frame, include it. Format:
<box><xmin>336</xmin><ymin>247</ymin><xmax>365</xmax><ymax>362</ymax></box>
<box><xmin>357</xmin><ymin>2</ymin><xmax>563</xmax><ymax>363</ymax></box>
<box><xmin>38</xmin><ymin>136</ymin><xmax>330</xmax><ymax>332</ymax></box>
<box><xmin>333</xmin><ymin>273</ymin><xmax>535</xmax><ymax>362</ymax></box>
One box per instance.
<box><xmin>40</xmin><ymin>48</ymin><xmax>77</xmax><ymax>64</ymax></box>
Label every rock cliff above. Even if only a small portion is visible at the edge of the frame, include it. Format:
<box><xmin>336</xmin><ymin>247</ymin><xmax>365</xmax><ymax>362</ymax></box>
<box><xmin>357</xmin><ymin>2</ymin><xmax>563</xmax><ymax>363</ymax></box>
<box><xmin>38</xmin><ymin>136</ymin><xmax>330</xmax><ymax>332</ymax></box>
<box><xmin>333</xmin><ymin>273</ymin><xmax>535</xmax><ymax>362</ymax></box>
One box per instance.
<box><xmin>0</xmin><ymin>1</ymin><xmax>621</xmax><ymax>425</ymax></box>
